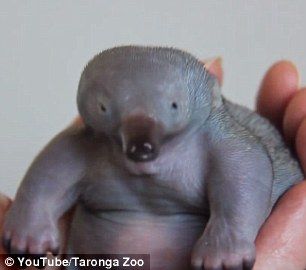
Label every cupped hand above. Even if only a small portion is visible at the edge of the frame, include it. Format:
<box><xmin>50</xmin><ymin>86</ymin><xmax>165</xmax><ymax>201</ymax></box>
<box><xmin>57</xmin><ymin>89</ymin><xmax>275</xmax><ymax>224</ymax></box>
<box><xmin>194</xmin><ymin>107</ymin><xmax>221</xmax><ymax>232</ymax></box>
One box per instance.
<box><xmin>255</xmin><ymin>61</ymin><xmax>306</xmax><ymax>270</ymax></box>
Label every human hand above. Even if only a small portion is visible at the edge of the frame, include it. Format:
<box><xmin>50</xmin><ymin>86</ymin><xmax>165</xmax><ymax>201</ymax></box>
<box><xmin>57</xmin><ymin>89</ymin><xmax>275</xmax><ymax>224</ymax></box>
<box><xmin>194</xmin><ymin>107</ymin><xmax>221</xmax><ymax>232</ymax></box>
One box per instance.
<box><xmin>206</xmin><ymin>58</ymin><xmax>306</xmax><ymax>270</ymax></box>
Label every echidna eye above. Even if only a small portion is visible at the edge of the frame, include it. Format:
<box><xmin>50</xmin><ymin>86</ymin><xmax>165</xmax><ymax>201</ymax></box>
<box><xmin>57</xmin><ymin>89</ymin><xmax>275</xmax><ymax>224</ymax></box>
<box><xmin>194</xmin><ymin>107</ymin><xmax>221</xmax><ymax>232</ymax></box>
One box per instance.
<box><xmin>100</xmin><ymin>103</ymin><xmax>107</xmax><ymax>112</ymax></box>
<box><xmin>171</xmin><ymin>102</ymin><xmax>178</xmax><ymax>109</ymax></box>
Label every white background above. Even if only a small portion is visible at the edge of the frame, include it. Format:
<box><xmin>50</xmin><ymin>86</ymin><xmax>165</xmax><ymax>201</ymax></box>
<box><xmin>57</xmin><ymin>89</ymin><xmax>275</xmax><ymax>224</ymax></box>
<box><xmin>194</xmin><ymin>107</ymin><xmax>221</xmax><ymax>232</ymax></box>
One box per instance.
<box><xmin>0</xmin><ymin>1</ymin><xmax>305</xmax><ymax>197</ymax></box>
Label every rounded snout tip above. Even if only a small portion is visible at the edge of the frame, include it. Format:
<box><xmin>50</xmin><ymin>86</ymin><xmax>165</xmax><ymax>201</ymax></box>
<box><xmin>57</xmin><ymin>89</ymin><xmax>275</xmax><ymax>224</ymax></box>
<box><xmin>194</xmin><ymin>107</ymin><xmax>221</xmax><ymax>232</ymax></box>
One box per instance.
<box><xmin>126</xmin><ymin>140</ymin><xmax>158</xmax><ymax>162</ymax></box>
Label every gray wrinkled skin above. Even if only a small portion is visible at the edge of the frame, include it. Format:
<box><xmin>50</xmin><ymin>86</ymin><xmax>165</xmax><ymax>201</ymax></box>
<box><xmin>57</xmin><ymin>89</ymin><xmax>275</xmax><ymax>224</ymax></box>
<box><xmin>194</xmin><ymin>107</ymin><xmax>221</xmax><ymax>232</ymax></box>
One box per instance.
<box><xmin>3</xmin><ymin>46</ymin><xmax>303</xmax><ymax>270</ymax></box>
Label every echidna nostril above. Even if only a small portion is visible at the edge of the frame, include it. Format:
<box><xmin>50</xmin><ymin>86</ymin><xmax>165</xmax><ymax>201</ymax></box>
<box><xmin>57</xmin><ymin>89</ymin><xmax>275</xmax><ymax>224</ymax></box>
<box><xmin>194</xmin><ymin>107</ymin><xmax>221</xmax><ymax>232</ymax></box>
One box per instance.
<box><xmin>130</xmin><ymin>145</ymin><xmax>137</xmax><ymax>153</ymax></box>
<box><xmin>143</xmin><ymin>142</ymin><xmax>153</xmax><ymax>152</ymax></box>
<box><xmin>126</xmin><ymin>141</ymin><xmax>157</xmax><ymax>162</ymax></box>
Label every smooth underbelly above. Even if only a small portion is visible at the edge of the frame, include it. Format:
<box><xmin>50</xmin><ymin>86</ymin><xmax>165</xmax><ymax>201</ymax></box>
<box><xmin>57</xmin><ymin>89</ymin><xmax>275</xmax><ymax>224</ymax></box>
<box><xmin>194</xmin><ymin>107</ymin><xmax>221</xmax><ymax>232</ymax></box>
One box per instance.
<box><xmin>68</xmin><ymin>205</ymin><xmax>207</xmax><ymax>270</ymax></box>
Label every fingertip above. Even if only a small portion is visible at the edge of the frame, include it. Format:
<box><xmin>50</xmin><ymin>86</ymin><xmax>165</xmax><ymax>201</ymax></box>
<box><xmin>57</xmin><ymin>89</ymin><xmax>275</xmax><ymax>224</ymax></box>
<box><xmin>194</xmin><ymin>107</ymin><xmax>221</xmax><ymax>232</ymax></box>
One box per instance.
<box><xmin>296</xmin><ymin>118</ymin><xmax>306</xmax><ymax>174</ymax></box>
<box><xmin>283</xmin><ymin>88</ymin><xmax>306</xmax><ymax>144</ymax></box>
<box><xmin>0</xmin><ymin>194</ymin><xmax>11</xmax><ymax>213</ymax></box>
<box><xmin>256</xmin><ymin>60</ymin><xmax>300</xmax><ymax>129</ymax></box>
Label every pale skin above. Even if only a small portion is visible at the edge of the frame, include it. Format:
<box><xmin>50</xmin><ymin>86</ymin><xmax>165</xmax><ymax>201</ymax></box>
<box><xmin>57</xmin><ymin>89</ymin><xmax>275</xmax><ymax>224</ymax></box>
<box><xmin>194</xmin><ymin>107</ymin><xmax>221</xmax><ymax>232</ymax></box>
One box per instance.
<box><xmin>0</xmin><ymin>59</ymin><xmax>305</xmax><ymax>270</ymax></box>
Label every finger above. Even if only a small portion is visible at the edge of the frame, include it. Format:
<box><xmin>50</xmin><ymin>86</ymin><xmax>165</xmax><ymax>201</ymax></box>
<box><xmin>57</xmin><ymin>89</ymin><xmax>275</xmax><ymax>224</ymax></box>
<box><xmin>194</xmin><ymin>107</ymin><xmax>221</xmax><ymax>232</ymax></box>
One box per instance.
<box><xmin>256</xmin><ymin>61</ymin><xmax>300</xmax><ymax>129</ymax></box>
<box><xmin>0</xmin><ymin>194</ymin><xmax>11</xmax><ymax>214</ymax></box>
<box><xmin>254</xmin><ymin>181</ymin><xmax>306</xmax><ymax>270</ymax></box>
<box><xmin>0</xmin><ymin>194</ymin><xmax>13</xmax><ymax>270</ymax></box>
<box><xmin>283</xmin><ymin>88</ymin><xmax>306</xmax><ymax>144</ymax></box>
<box><xmin>0</xmin><ymin>193</ymin><xmax>11</xmax><ymax>254</ymax></box>
<box><xmin>296</xmin><ymin>118</ymin><xmax>306</xmax><ymax>174</ymax></box>
<box><xmin>202</xmin><ymin>57</ymin><xmax>223</xmax><ymax>86</ymax></box>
